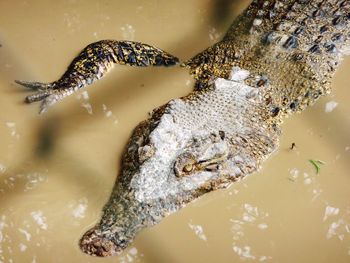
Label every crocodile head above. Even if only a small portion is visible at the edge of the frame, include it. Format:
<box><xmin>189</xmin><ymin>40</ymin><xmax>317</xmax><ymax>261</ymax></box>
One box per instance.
<box><xmin>80</xmin><ymin>78</ymin><xmax>278</xmax><ymax>257</ymax></box>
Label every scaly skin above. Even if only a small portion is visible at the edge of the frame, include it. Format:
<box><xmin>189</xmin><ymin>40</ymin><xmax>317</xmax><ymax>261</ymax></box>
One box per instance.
<box><xmin>16</xmin><ymin>0</ymin><xmax>350</xmax><ymax>257</ymax></box>
<box><xmin>15</xmin><ymin>40</ymin><xmax>179</xmax><ymax>113</ymax></box>
<box><xmin>186</xmin><ymin>0</ymin><xmax>350</xmax><ymax>114</ymax></box>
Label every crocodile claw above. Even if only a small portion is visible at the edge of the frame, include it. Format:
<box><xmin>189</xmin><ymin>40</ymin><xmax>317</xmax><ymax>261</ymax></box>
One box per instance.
<box><xmin>16</xmin><ymin>79</ymin><xmax>75</xmax><ymax>114</ymax></box>
<box><xmin>15</xmin><ymin>80</ymin><xmax>53</xmax><ymax>91</ymax></box>
<box><xmin>24</xmin><ymin>90</ymin><xmax>51</xmax><ymax>103</ymax></box>
<box><xmin>36</xmin><ymin>88</ymin><xmax>75</xmax><ymax>114</ymax></box>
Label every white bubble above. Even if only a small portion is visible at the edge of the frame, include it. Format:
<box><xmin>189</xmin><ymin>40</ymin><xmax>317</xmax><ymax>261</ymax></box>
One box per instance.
<box><xmin>325</xmin><ymin>101</ymin><xmax>338</xmax><ymax>113</ymax></box>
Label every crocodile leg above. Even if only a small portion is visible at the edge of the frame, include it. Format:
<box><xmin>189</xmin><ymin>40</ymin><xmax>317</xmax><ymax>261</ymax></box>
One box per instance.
<box><xmin>15</xmin><ymin>40</ymin><xmax>179</xmax><ymax>114</ymax></box>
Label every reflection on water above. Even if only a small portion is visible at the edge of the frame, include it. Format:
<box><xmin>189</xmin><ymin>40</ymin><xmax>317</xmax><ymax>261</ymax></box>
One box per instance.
<box><xmin>0</xmin><ymin>0</ymin><xmax>349</xmax><ymax>262</ymax></box>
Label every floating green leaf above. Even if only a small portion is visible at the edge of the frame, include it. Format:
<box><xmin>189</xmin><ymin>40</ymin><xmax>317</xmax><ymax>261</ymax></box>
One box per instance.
<box><xmin>309</xmin><ymin>159</ymin><xmax>325</xmax><ymax>174</ymax></box>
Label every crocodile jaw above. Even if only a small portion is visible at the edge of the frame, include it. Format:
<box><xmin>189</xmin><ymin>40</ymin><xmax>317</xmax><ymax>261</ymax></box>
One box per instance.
<box><xmin>80</xmin><ymin>78</ymin><xmax>279</xmax><ymax>256</ymax></box>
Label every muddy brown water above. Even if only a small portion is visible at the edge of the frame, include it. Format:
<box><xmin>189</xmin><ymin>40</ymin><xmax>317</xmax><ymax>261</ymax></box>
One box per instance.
<box><xmin>0</xmin><ymin>1</ymin><xmax>349</xmax><ymax>262</ymax></box>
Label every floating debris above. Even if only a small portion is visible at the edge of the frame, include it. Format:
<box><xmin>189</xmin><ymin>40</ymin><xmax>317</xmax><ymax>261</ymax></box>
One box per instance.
<box><xmin>188</xmin><ymin>222</ymin><xmax>207</xmax><ymax>241</ymax></box>
<box><xmin>258</xmin><ymin>223</ymin><xmax>268</xmax><ymax>230</ymax></box>
<box><xmin>77</xmin><ymin>91</ymin><xmax>93</xmax><ymax>114</ymax></box>
<box><xmin>233</xmin><ymin>245</ymin><xmax>256</xmax><ymax>260</ymax></box>
<box><xmin>323</xmin><ymin>206</ymin><xmax>340</xmax><ymax>221</ymax></box>
<box><xmin>242</xmin><ymin>203</ymin><xmax>259</xmax><ymax>223</ymax></box>
<box><xmin>326</xmin><ymin>219</ymin><xmax>345</xmax><ymax>239</ymax></box>
<box><xmin>18</xmin><ymin>228</ymin><xmax>31</xmax><ymax>241</ymax></box>
<box><xmin>121</xmin><ymin>24</ymin><xmax>135</xmax><ymax>40</ymax></box>
<box><xmin>102</xmin><ymin>104</ymin><xmax>118</xmax><ymax>124</ymax></box>
<box><xmin>309</xmin><ymin>159</ymin><xmax>325</xmax><ymax>174</ymax></box>
<box><xmin>30</xmin><ymin>211</ymin><xmax>48</xmax><ymax>230</ymax></box>
<box><xmin>118</xmin><ymin>247</ymin><xmax>138</xmax><ymax>263</ymax></box>
<box><xmin>69</xmin><ymin>198</ymin><xmax>88</xmax><ymax>219</ymax></box>
<box><xmin>19</xmin><ymin>243</ymin><xmax>27</xmax><ymax>252</ymax></box>
<box><xmin>0</xmin><ymin>163</ymin><xmax>6</xmax><ymax>173</ymax></box>
<box><xmin>288</xmin><ymin>168</ymin><xmax>300</xmax><ymax>181</ymax></box>
<box><xmin>209</xmin><ymin>27</ymin><xmax>221</xmax><ymax>43</ymax></box>
<box><xmin>325</xmin><ymin>101</ymin><xmax>338</xmax><ymax>113</ymax></box>
<box><xmin>303</xmin><ymin>172</ymin><xmax>312</xmax><ymax>185</ymax></box>
<box><xmin>6</xmin><ymin>122</ymin><xmax>20</xmax><ymax>139</ymax></box>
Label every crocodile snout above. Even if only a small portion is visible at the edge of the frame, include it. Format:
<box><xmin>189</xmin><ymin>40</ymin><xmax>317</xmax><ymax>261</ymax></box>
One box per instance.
<box><xmin>80</xmin><ymin>227</ymin><xmax>127</xmax><ymax>257</ymax></box>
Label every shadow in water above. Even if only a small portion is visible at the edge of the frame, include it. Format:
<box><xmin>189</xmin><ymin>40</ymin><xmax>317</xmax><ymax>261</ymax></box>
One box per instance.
<box><xmin>35</xmin><ymin>118</ymin><xmax>59</xmax><ymax>158</ymax></box>
<box><xmin>0</xmin><ymin>147</ymin><xmax>116</xmax><ymax>211</ymax></box>
<box><xmin>210</xmin><ymin>0</ymin><xmax>242</xmax><ymax>27</ymax></box>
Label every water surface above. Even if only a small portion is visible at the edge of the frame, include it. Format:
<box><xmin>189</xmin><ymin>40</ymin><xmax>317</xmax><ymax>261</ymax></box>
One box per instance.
<box><xmin>0</xmin><ymin>1</ymin><xmax>349</xmax><ymax>262</ymax></box>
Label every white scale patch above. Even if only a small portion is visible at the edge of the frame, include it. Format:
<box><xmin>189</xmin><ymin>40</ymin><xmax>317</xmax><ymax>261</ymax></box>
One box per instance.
<box><xmin>229</xmin><ymin>67</ymin><xmax>250</xmax><ymax>82</ymax></box>
<box><xmin>132</xmin><ymin>77</ymin><xmax>273</xmax><ymax>202</ymax></box>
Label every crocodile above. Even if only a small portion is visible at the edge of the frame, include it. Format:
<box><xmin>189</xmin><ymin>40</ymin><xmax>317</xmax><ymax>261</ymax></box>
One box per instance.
<box><xmin>16</xmin><ymin>0</ymin><xmax>350</xmax><ymax>257</ymax></box>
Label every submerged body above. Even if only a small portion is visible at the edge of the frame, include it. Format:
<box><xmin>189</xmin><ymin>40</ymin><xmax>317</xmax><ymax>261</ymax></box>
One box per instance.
<box><xmin>16</xmin><ymin>0</ymin><xmax>350</xmax><ymax>257</ymax></box>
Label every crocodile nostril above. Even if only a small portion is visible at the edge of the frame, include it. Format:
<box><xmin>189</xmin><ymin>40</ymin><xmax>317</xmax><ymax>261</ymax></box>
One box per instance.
<box><xmin>80</xmin><ymin>228</ymin><xmax>123</xmax><ymax>257</ymax></box>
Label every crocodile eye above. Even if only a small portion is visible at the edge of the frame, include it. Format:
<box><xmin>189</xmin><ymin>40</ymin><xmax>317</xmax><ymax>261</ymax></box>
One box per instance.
<box><xmin>174</xmin><ymin>153</ymin><xmax>196</xmax><ymax>177</ymax></box>
<box><xmin>183</xmin><ymin>163</ymin><xmax>194</xmax><ymax>173</ymax></box>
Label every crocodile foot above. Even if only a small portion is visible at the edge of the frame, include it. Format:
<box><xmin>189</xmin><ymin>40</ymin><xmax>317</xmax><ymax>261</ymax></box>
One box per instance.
<box><xmin>15</xmin><ymin>80</ymin><xmax>75</xmax><ymax>114</ymax></box>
